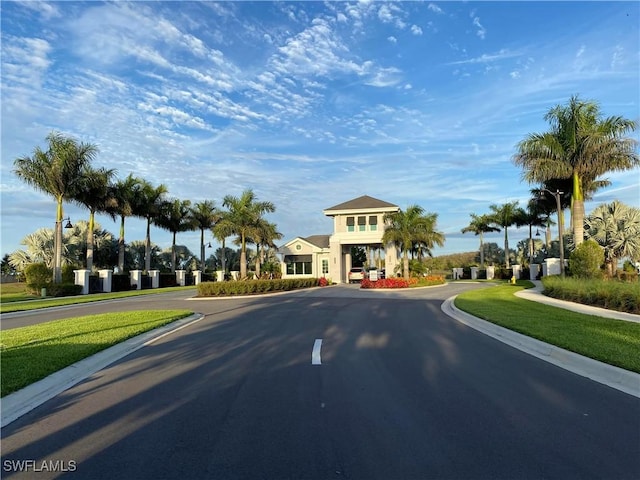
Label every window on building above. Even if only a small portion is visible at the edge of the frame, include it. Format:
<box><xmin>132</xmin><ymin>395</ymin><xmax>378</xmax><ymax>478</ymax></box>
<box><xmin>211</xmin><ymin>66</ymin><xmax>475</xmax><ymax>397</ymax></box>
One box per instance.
<box><xmin>369</xmin><ymin>215</ymin><xmax>378</xmax><ymax>231</ymax></box>
<box><xmin>322</xmin><ymin>259</ymin><xmax>329</xmax><ymax>275</ymax></box>
<box><xmin>285</xmin><ymin>255</ymin><xmax>313</xmax><ymax>275</ymax></box>
<box><xmin>346</xmin><ymin>216</ymin><xmax>355</xmax><ymax>232</ymax></box>
<box><xmin>358</xmin><ymin>216</ymin><xmax>366</xmax><ymax>231</ymax></box>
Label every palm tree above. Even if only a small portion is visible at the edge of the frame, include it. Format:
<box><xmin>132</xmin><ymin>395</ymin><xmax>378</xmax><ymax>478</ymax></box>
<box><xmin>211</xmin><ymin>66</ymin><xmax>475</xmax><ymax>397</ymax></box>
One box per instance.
<box><xmin>132</xmin><ymin>180</ymin><xmax>168</xmax><ymax>272</ymax></box>
<box><xmin>584</xmin><ymin>201</ymin><xmax>640</xmax><ymax>276</ymax></box>
<box><xmin>520</xmin><ymin>200</ymin><xmax>548</xmax><ymax>266</ymax></box>
<box><xmin>13</xmin><ymin>132</ymin><xmax>99</xmax><ymax>282</ymax></box>
<box><xmin>461</xmin><ymin>213</ymin><xmax>501</xmax><ymax>268</ymax></box>
<box><xmin>488</xmin><ymin>201</ymin><xmax>525</xmax><ymax>268</ymax></box>
<box><xmin>9</xmin><ymin>228</ymin><xmax>56</xmax><ymax>272</ymax></box>
<box><xmin>382</xmin><ymin>205</ymin><xmax>444</xmax><ymax>279</ymax></box>
<box><xmin>190</xmin><ymin>200</ymin><xmax>219</xmax><ymax>272</ymax></box>
<box><xmin>73</xmin><ymin>166</ymin><xmax>117</xmax><ymax>270</ymax></box>
<box><xmin>221</xmin><ymin>190</ymin><xmax>275</xmax><ymax>279</ymax></box>
<box><xmin>212</xmin><ymin>212</ymin><xmax>234</xmax><ymax>276</ymax></box>
<box><xmin>155</xmin><ymin>199</ymin><xmax>193</xmax><ymax>273</ymax></box>
<box><xmin>112</xmin><ymin>174</ymin><xmax>142</xmax><ymax>272</ymax></box>
<box><xmin>513</xmin><ymin>95</ymin><xmax>638</xmax><ymax>246</ymax></box>
<box><xmin>248</xmin><ymin>219</ymin><xmax>283</xmax><ymax>278</ymax></box>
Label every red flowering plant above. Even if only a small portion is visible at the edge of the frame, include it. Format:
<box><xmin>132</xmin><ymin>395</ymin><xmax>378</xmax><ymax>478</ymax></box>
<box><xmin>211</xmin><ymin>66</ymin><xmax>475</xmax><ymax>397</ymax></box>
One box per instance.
<box><xmin>318</xmin><ymin>277</ymin><xmax>329</xmax><ymax>287</ymax></box>
<box><xmin>361</xmin><ymin>275</ymin><xmax>445</xmax><ymax>289</ymax></box>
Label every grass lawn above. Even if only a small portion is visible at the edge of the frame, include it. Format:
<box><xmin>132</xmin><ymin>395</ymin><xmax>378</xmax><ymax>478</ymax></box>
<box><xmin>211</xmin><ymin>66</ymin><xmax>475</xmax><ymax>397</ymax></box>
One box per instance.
<box><xmin>0</xmin><ymin>285</ymin><xmax>197</xmax><ymax>314</ymax></box>
<box><xmin>454</xmin><ymin>281</ymin><xmax>640</xmax><ymax>373</ymax></box>
<box><xmin>0</xmin><ymin>282</ymin><xmax>35</xmax><ymax>303</ymax></box>
<box><xmin>0</xmin><ymin>310</ymin><xmax>192</xmax><ymax>397</ymax></box>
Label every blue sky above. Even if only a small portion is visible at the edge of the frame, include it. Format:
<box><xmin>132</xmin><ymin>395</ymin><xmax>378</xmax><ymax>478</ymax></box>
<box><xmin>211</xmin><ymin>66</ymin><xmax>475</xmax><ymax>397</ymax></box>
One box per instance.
<box><xmin>1</xmin><ymin>1</ymin><xmax>639</xmax><ymax>260</ymax></box>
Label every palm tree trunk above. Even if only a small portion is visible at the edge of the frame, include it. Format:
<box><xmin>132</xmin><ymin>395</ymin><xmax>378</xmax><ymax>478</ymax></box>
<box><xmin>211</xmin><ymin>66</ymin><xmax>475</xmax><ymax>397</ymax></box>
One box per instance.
<box><xmin>528</xmin><ymin>224</ymin><xmax>533</xmax><ymax>265</ymax></box>
<box><xmin>145</xmin><ymin>218</ymin><xmax>151</xmax><ymax>272</ymax></box>
<box><xmin>504</xmin><ymin>227</ymin><xmax>510</xmax><ymax>268</ymax></box>
<box><xmin>54</xmin><ymin>199</ymin><xmax>64</xmax><ymax>284</ymax></box>
<box><xmin>171</xmin><ymin>231</ymin><xmax>177</xmax><ymax>273</ymax></box>
<box><xmin>255</xmin><ymin>244</ymin><xmax>262</xmax><ymax>278</ymax></box>
<box><xmin>200</xmin><ymin>228</ymin><xmax>205</xmax><ymax>272</ymax></box>
<box><xmin>403</xmin><ymin>250</ymin><xmax>409</xmax><ymax>279</ymax></box>
<box><xmin>118</xmin><ymin>216</ymin><xmax>126</xmax><ymax>272</ymax></box>
<box><xmin>87</xmin><ymin>211</ymin><xmax>95</xmax><ymax>271</ymax></box>
<box><xmin>479</xmin><ymin>233</ymin><xmax>485</xmax><ymax>269</ymax></box>
<box><xmin>573</xmin><ymin>172</ymin><xmax>585</xmax><ymax>246</ymax></box>
<box><xmin>240</xmin><ymin>233</ymin><xmax>247</xmax><ymax>279</ymax></box>
<box><xmin>221</xmin><ymin>238</ymin><xmax>226</xmax><ymax>275</ymax></box>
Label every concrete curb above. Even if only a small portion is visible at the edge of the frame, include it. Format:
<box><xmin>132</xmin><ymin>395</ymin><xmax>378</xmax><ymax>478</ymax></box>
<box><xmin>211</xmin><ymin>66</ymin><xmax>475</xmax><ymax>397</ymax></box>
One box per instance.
<box><xmin>1</xmin><ymin>313</ymin><xmax>205</xmax><ymax>428</ymax></box>
<box><xmin>441</xmin><ymin>297</ymin><xmax>640</xmax><ymax>399</ymax></box>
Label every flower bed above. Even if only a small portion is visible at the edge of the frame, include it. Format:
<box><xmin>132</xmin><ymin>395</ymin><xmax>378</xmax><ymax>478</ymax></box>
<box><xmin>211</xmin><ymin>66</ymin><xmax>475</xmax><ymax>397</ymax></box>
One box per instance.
<box><xmin>361</xmin><ymin>275</ymin><xmax>445</xmax><ymax>289</ymax></box>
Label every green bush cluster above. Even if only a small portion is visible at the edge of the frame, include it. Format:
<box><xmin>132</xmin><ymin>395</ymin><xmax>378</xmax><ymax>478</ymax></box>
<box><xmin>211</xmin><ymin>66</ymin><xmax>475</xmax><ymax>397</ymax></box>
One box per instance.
<box><xmin>24</xmin><ymin>263</ymin><xmax>51</xmax><ymax>294</ymax></box>
<box><xmin>569</xmin><ymin>240</ymin><xmax>604</xmax><ymax>279</ymax></box>
<box><xmin>23</xmin><ymin>263</ymin><xmax>83</xmax><ymax>297</ymax></box>
<box><xmin>197</xmin><ymin>278</ymin><xmax>321</xmax><ymax>296</ymax></box>
<box><xmin>542</xmin><ymin>276</ymin><xmax>640</xmax><ymax>314</ymax></box>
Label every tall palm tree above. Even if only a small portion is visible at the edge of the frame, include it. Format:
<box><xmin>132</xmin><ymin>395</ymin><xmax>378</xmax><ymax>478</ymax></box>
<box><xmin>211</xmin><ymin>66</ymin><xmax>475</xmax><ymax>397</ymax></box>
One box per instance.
<box><xmin>155</xmin><ymin>199</ymin><xmax>193</xmax><ymax>273</ymax></box>
<box><xmin>132</xmin><ymin>180</ymin><xmax>168</xmax><ymax>272</ymax></box>
<box><xmin>488</xmin><ymin>201</ymin><xmax>525</xmax><ymax>268</ymax></box>
<box><xmin>513</xmin><ymin>95</ymin><xmax>638</xmax><ymax>246</ymax></box>
<box><xmin>190</xmin><ymin>200</ymin><xmax>219</xmax><ymax>272</ymax></box>
<box><xmin>584</xmin><ymin>201</ymin><xmax>640</xmax><ymax>276</ymax></box>
<box><xmin>73</xmin><ymin>166</ymin><xmax>117</xmax><ymax>270</ymax></box>
<box><xmin>212</xmin><ymin>212</ymin><xmax>234</xmax><ymax>276</ymax></box>
<box><xmin>221</xmin><ymin>190</ymin><xmax>276</xmax><ymax>279</ymax></box>
<box><xmin>461</xmin><ymin>213</ymin><xmax>501</xmax><ymax>268</ymax></box>
<box><xmin>382</xmin><ymin>205</ymin><xmax>444</xmax><ymax>279</ymax></box>
<box><xmin>13</xmin><ymin>132</ymin><xmax>98</xmax><ymax>282</ymax></box>
<box><xmin>112</xmin><ymin>174</ymin><xmax>142</xmax><ymax>273</ymax></box>
<box><xmin>248</xmin><ymin>219</ymin><xmax>283</xmax><ymax>278</ymax></box>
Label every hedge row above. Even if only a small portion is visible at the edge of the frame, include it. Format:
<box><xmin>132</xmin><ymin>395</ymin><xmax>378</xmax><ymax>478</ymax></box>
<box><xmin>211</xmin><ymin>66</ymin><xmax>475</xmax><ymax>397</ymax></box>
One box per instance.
<box><xmin>541</xmin><ymin>276</ymin><xmax>640</xmax><ymax>314</ymax></box>
<box><xmin>196</xmin><ymin>278</ymin><xmax>324</xmax><ymax>296</ymax></box>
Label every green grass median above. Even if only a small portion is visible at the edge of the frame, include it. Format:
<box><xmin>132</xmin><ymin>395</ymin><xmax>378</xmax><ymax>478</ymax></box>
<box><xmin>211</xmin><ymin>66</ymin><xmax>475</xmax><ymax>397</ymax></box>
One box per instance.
<box><xmin>454</xmin><ymin>282</ymin><xmax>640</xmax><ymax>373</ymax></box>
<box><xmin>0</xmin><ymin>310</ymin><xmax>193</xmax><ymax>397</ymax></box>
<box><xmin>0</xmin><ymin>285</ymin><xmax>196</xmax><ymax>314</ymax></box>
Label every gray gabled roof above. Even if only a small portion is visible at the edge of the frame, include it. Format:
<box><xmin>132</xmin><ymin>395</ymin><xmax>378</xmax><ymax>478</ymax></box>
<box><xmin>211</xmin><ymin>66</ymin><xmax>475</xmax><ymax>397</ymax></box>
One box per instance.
<box><xmin>324</xmin><ymin>195</ymin><xmax>398</xmax><ymax>212</ymax></box>
<box><xmin>303</xmin><ymin>235</ymin><xmax>330</xmax><ymax>249</ymax></box>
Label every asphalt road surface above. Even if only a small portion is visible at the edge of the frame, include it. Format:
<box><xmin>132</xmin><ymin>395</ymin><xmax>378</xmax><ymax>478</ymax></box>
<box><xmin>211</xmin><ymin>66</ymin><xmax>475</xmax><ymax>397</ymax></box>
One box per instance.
<box><xmin>2</xmin><ymin>284</ymin><xmax>639</xmax><ymax>479</ymax></box>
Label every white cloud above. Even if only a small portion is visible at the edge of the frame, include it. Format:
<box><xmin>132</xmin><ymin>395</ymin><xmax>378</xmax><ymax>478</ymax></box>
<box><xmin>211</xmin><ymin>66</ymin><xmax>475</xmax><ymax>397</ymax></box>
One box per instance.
<box><xmin>411</xmin><ymin>25</ymin><xmax>423</xmax><ymax>36</ymax></box>
<box><xmin>472</xmin><ymin>16</ymin><xmax>486</xmax><ymax>40</ymax></box>
<box><xmin>428</xmin><ymin>3</ymin><xmax>444</xmax><ymax>15</ymax></box>
<box><xmin>388</xmin><ymin>36</ymin><xmax>397</xmax><ymax>44</ymax></box>
<box><xmin>448</xmin><ymin>49</ymin><xmax>521</xmax><ymax>65</ymax></box>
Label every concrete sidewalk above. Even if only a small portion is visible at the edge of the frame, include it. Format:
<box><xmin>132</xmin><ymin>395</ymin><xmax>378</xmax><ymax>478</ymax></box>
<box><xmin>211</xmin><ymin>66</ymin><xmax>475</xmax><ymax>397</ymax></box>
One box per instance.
<box><xmin>515</xmin><ymin>280</ymin><xmax>640</xmax><ymax>323</ymax></box>
<box><xmin>442</xmin><ymin>283</ymin><xmax>640</xmax><ymax>399</ymax></box>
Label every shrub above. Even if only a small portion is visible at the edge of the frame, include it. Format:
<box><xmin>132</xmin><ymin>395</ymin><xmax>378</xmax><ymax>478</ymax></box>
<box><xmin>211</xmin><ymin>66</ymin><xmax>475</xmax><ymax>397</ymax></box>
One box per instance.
<box><xmin>569</xmin><ymin>240</ymin><xmax>604</xmax><ymax>279</ymax></box>
<box><xmin>542</xmin><ymin>276</ymin><xmax>640</xmax><ymax>314</ymax></box>
<box><xmin>197</xmin><ymin>278</ymin><xmax>320</xmax><ymax>296</ymax></box>
<box><xmin>48</xmin><ymin>283</ymin><xmax>83</xmax><ymax>297</ymax></box>
<box><xmin>24</xmin><ymin>263</ymin><xmax>52</xmax><ymax>295</ymax></box>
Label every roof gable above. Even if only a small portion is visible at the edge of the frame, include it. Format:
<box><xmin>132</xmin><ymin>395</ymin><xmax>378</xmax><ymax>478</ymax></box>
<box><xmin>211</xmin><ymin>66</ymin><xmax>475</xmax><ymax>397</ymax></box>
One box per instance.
<box><xmin>303</xmin><ymin>235</ymin><xmax>330</xmax><ymax>248</ymax></box>
<box><xmin>324</xmin><ymin>195</ymin><xmax>398</xmax><ymax>213</ymax></box>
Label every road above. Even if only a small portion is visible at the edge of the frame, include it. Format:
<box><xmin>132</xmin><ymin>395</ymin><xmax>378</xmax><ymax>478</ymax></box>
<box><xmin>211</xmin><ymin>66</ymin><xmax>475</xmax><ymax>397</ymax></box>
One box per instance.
<box><xmin>2</xmin><ymin>284</ymin><xmax>639</xmax><ymax>479</ymax></box>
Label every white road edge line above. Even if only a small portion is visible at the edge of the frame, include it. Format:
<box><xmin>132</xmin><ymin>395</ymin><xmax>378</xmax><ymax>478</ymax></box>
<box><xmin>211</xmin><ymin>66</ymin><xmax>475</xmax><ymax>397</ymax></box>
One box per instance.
<box><xmin>312</xmin><ymin>339</ymin><xmax>322</xmax><ymax>365</ymax></box>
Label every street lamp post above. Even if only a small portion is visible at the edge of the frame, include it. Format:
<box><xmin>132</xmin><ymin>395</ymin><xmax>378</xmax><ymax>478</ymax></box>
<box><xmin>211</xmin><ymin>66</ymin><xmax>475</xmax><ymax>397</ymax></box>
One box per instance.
<box><xmin>53</xmin><ymin>216</ymin><xmax>73</xmax><ymax>283</ymax></box>
<box><xmin>539</xmin><ymin>189</ymin><xmax>565</xmax><ymax>277</ymax></box>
